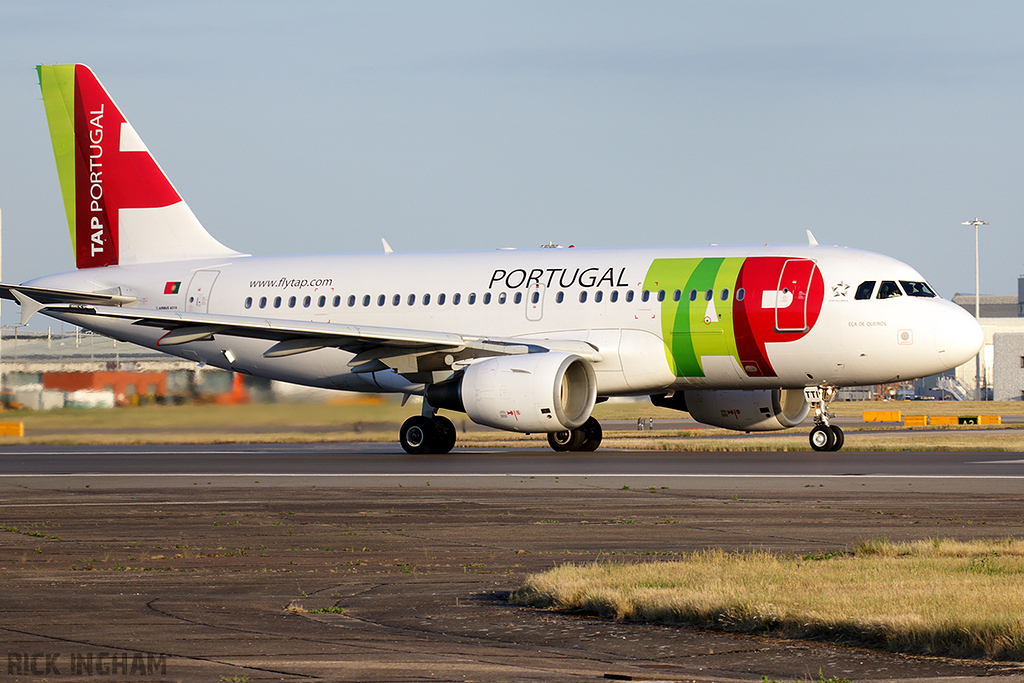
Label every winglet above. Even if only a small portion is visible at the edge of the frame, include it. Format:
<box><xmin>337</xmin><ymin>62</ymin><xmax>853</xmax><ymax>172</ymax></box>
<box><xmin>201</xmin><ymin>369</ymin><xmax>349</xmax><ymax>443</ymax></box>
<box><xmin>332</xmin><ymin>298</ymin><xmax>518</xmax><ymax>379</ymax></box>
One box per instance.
<box><xmin>11</xmin><ymin>290</ymin><xmax>46</xmax><ymax>325</ymax></box>
<box><xmin>382</xmin><ymin>238</ymin><xmax>394</xmax><ymax>254</ymax></box>
<box><xmin>806</xmin><ymin>230</ymin><xmax>819</xmax><ymax>247</ymax></box>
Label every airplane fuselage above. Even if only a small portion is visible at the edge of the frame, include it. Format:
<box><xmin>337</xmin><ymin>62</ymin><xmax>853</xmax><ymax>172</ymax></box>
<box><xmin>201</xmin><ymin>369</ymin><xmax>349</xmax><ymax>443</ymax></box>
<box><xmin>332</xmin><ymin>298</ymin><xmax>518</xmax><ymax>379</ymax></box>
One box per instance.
<box><xmin>27</xmin><ymin>243</ymin><xmax>979</xmax><ymax>398</ymax></box>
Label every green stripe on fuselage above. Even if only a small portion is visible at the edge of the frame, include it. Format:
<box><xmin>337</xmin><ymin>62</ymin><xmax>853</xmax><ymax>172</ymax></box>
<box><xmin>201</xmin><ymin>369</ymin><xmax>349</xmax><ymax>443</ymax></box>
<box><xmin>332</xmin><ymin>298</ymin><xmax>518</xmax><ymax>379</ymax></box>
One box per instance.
<box><xmin>644</xmin><ymin>257</ymin><xmax>743</xmax><ymax>378</ymax></box>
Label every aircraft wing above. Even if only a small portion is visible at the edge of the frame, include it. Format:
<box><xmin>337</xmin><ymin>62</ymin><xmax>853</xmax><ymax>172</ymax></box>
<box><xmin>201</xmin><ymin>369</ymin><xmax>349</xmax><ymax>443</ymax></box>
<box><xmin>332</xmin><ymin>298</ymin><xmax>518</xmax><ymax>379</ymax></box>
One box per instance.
<box><xmin>6</xmin><ymin>286</ymin><xmax>601</xmax><ymax>377</ymax></box>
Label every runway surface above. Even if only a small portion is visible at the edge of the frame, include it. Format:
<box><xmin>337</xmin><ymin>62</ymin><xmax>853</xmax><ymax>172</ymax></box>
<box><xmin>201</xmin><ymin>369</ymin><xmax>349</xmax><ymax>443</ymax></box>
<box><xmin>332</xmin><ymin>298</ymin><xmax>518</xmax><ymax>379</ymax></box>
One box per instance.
<box><xmin>1</xmin><ymin>444</ymin><xmax>1023</xmax><ymax>682</ymax></box>
<box><xmin>0</xmin><ymin>442</ymin><xmax>1022</xmax><ymax>493</ymax></box>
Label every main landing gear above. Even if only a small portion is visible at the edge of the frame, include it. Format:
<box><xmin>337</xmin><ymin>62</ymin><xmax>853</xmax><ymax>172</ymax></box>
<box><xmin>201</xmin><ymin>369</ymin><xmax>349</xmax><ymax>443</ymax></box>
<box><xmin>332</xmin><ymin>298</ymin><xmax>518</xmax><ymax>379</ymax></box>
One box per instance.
<box><xmin>805</xmin><ymin>386</ymin><xmax>844</xmax><ymax>452</ymax></box>
<box><xmin>399</xmin><ymin>408</ymin><xmax>606</xmax><ymax>454</ymax></box>
<box><xmin>400</xmin><ymin>413</ymin><xmax>457</xmax><ymax>454</ymax></box>
<box><xmin>546</xmin><ymin>417</ymin><xmax>603</xmax><ymax>452</ymax></box>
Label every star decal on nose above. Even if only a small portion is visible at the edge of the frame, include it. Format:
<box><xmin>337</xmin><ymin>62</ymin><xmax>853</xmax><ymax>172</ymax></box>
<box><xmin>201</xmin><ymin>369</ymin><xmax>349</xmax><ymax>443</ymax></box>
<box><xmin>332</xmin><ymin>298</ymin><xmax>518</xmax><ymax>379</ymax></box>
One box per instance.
<box><xmin>832</xmin><ymin>281</ymin><xmax>850</xmax><ymax>297</ymax></box>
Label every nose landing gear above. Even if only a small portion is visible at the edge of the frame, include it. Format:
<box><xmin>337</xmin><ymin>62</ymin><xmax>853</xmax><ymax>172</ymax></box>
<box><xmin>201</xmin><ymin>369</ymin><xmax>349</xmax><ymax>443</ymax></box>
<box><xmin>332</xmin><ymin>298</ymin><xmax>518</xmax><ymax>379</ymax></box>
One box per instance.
<box><xmin>805</xmin><ymin>386</ymin><xmax>844</xmax><ymax>452</ymax></box>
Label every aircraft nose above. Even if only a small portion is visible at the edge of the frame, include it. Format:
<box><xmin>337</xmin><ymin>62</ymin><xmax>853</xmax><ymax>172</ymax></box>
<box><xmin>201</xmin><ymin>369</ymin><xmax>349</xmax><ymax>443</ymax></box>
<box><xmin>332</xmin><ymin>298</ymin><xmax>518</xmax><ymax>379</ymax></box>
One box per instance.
<box><xmin>934</xmin><ymin>304</ymin><xmax>984</xmax><ymax>371</ymax></box>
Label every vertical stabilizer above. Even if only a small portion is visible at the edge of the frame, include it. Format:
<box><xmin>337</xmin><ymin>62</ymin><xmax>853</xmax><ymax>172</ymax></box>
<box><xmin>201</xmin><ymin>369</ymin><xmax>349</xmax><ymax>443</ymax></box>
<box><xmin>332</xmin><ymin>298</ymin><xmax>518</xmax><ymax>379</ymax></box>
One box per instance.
<box><xmin>37</xmin><ymin>64</ymin><xmax>242</xmax><ymax>268</ymax></box>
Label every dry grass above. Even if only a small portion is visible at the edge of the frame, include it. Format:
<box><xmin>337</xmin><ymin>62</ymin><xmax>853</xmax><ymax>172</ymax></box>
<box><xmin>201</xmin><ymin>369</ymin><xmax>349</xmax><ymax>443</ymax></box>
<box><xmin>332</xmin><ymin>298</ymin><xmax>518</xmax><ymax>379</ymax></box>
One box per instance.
<box><xmin>512</xmin><ymin>538</ymin><xmax>1024</xmax><ymax>660</ymax></box>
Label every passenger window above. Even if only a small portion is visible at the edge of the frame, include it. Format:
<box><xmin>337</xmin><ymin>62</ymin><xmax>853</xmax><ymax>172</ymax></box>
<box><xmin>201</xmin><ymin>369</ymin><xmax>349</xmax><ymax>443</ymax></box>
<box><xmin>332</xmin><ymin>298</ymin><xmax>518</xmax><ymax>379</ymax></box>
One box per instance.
<box><xmin>641</xmin><ymin>290</ymin><xmax>650</xmax><ymax>302</ymax></box>
<box><xmin>453</xmin><ymin>293</ymin><xmax>461</xmax><ymax>305</ymax></box>
<box><xmin>579</xmin><ymin>291</ymin><xmax>588</xmax><ymax>303</ymax></box>
<box><xmin>423</xmin><ymin>293</ymin><xmax>431</xmax><ymax>305</ymax></box>
<box><xmin>468</xmin><ymin>293</ymin><xmax>476</xmax><ymax>304</ymax></box>
<box><xmin>304</xmin><ymin>296</ymin><xmax>312</xmax><ymax>308</ymax></box>
<box><xmin>438</xmin><ymin>293</ymin><xmax>446</xmax><ymax>305</ymax></box>
<box><xmin>259</xmin><ymin>296</ymin><xmax>267</xmax><ymax>308</ymax></box>
<box><xmin>688</xmin><ymin>290</ymin><xmax>697</xmax><ymax>302</ymax></box>
<box><xmin>626</xmin><ymin>290</ymin><xmax>634</xmax><ymax>303</ymax></box>
<box><xmin>274</xmin><ymin>296</ymin><xmax>282</xmax><ymax>308</ymax></box>
<box><xmin>556</xmin><ymin>291</ymin><xmax>564</xmax><ymax>304</ymax></box>
<box><xmin>657</xmin><ymin>290</ymin><xmax>666</xmax><ymax>302</ymax></box>
<box><xmin>408</xmin><ymin>294</ymin><xmax>416</xmax><ymax>305</ymax></box>
<box><xmin>483</xmin><ymin>292</ymin><xmax>491</xmax><ymax>304</ymax></box>
<box><xmin>288</xmin><ymin>296</ymin><xmax>296</xmax><ymax>308</ymax></box>
<box><xmin>333</xmin><ymin>295</ymin><xmax>341</xmax><ymax>307</ymax></box>
<box><xmin>392</xmin><ymin>294</ymin><xmax>401</xmax><ymax>306</ymax></box>
<box><xmin>854</xmin><ymin>281</ymin><xmax>875</xmax><ymax>300</ymax></box>
<box><xmin>877</xmin><ymin>281</ymin><xmax>902</xmax><ymax>299</ymax></box>
<box><xmin>720</xmin><ymin>289</ymin><xmax>729</xmax><ymax>301</ymax></box>
<box><xmin>318</xmin><ymin>295</ymin><xmax>326</xmax><ymax>307</ymax></box>
<box><xmin>900</xmin><ymin>281</ymin><xmax>937</xmax><ymax>298</ymax></box>
<box><xmin>244</xmin><ymin>297</ymin><xmax>252</xmax><ymax>309</ymax></box>
<box><xmin>531</xmin><ymin>291</ymin><xmax>540</xmax><ymax>304</ymax></box>
<box><xmin>705</xmin><ymin>289</ymin><xmax>713</xmax><ymax>301</ymax></box>
<box><xmin>672</xmin><ymin>290</ymin><xmax>681</xmax><ymax>302</ymax></box>
<box><xmin>362</xmin><ymin>295</ymin><xmax>371</xmax><ymax>307</ymax></box>
<box><xmin>377</xmin><ymin>294</ymin><xmax>386</xmax><ymax>306</ymax></box>
<box><xmin>498</xmin><ymin>292</ymin><xmax>506</xmax><ymax>304</ymax></box>
<box><xmin>610</xmin><ymin>291</ymin><xmax>619</xmax><ymax>303</ymax></box>
<box><xmin>736</xmin><ymin>288</ymin><xmax>745</xmax><ymax>302</ymax></box>
<box><xmin>513</xmin><ymin>292</ymin><xmax>522</xmax><ymax>304</ymax></box>
<box><xmin>347</xmin><ymin>295</ymin><xmax>355</xmax><ymax>307</ymax></box>
<box><xmin>595</xmin><ymin>291</ymin><xmax>603</xmax><ymax>303</ymax></box>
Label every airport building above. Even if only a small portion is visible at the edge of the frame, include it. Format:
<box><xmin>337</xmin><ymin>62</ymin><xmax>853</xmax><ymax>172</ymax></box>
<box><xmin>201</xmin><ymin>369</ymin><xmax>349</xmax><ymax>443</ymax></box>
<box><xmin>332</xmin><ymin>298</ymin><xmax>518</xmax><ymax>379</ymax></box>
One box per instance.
<box><xmin>944</xmin><ymin>286</ymin><xmax>1024</xmax><ymax>400</ymax></box>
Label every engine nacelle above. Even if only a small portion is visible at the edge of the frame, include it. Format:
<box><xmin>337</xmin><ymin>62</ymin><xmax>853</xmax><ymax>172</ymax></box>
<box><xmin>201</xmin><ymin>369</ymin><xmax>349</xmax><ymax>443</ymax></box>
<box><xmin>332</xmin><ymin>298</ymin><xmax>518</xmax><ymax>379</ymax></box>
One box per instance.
<box><xmin>427</xmin><ymin>352</ymin><xmax>597</xmax><ymax>433</ymax></box>
<box><xmin>652</xmin><ymin>388</ymin><xmax>809</xmax><ymax>432</ymax></box>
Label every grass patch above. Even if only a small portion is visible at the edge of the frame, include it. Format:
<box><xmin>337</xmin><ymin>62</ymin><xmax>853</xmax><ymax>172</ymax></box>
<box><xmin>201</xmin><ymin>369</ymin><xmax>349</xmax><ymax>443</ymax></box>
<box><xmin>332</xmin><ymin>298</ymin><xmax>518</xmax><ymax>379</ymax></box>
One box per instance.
<box><xmin>512</xmin><ymin>537</ymin><xmax>1024</xmax><ymax>660</ymax></box>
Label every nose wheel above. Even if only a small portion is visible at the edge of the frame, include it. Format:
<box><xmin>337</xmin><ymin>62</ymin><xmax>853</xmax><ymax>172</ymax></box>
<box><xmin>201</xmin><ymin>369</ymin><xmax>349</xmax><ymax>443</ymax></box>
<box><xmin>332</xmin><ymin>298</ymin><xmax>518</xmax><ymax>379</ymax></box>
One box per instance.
<box><xmin>809</xmin><ymin>423</ymin><xmax>844</xmax><ymax>452</ymax></box>
<box><xmin>805</xmin><ymin>386</ymin><xmax>844</xmax><ymax>452</ymax></box>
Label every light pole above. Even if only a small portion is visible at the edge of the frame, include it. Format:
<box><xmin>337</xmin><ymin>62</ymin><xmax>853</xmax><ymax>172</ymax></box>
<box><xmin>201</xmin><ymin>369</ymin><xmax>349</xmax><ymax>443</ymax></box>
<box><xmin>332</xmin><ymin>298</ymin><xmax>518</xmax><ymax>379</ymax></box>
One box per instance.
<box><xmin>962</xmin><ymin>218</ymin><xmax>988</xmax><ymax>400</ymax></box>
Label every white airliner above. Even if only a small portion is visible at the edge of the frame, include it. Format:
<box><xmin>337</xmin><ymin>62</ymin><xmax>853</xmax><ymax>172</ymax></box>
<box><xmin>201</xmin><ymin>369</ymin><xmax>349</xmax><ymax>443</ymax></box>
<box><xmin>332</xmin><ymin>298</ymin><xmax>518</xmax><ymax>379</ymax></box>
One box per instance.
<box><xmin>2</xmin><ymin>65</ymin><xmax>983</xmax><ymax>453</ymax></box>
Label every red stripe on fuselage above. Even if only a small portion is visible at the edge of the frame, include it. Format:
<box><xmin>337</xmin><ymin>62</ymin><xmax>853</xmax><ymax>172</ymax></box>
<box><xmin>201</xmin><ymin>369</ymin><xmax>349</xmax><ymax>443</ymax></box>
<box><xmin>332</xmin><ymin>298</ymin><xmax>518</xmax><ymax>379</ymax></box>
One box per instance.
<box><xmin>733</xmin><ymin>256</ymin><xmax>824</xmax><ymax>377</ymax></box>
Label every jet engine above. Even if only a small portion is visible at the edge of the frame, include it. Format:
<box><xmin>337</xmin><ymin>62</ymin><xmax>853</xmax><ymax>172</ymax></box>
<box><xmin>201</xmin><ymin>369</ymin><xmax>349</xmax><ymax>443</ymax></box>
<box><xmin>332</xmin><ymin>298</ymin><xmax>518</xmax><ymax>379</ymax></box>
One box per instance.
<box><xmin>427</xmin><ymin>352</ymin><xmax>597</xmax><ymax>433</ymax></box>
<box><xmin>651</xmin><ymin>388</ymin><xmax>809</xmax><ymax>432</ymax></box>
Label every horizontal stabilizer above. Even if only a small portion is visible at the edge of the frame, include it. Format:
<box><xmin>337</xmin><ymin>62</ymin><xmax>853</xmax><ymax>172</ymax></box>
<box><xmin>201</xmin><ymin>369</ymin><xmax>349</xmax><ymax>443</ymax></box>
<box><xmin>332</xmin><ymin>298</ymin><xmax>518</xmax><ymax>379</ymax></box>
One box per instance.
<box><xmin>0</xmin><ymin>283</ymin><xmax>136</xmax><ymax>307</ymax></box>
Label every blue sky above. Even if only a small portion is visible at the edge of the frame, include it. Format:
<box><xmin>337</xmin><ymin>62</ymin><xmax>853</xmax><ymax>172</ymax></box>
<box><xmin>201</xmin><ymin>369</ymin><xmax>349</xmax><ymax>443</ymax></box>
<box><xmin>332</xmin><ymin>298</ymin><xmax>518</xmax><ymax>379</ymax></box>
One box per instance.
<box><xmin>1</xmin><ymin>1</ymin><xmax>1022</xmax><ymax>331</ymax></box>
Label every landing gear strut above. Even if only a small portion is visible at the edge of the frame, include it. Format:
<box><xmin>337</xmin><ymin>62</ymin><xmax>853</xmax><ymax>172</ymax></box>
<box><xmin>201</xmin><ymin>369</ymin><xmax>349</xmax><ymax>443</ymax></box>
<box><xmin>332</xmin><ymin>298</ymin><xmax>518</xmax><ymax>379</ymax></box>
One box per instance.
<box><xmin>547</xmin><ymin>417</ymin><xmax>603</xmax><ymax>452</ymax></box>
<box><xmin>400</xmin><ymin>400</ymin><xmax>457</xmax><ymax>454</ymax></box>
<box><xmin>805</xmin><ymin>386</ymin><xmax>844</xmax><ymax>452</ymax></box>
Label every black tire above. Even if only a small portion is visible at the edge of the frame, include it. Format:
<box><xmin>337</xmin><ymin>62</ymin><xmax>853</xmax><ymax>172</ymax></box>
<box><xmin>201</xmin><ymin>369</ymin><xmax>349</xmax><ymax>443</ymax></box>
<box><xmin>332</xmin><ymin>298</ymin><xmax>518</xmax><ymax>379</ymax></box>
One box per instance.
<box><xmin>548</xmin><ymin>428</ymin><xmax>585</xmax><ymax>452</ymax></box>
<box><xmin>400</xmin><ymin>416</ymin><xmax>437</xmax><ymax>454</ymax></box>
<box><xmin>578</xmin><ymin>417</ymin><xmax>603</xmax><ymax>452</ymax></box>
<box><xmin>432</xmin><ymin>415</ymin><xmax>457</xmax><ymax>454</ymax></box>
<box><xmin>809</xmin><ymin>424</ymin><xmax>836</xmax><ymax>452</ymax></box>
<box><xmin>829</xmin><ymin>424</ymin><xmax>845</xmax><ymax>452</ymax></box>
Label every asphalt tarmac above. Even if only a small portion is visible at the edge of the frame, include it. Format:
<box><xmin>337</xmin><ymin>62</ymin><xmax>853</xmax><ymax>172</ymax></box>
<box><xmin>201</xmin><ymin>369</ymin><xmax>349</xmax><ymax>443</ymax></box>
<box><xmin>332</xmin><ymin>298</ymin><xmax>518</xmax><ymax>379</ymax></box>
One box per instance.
<box><xmin>1</xmin><ymin>444</ymin><xmax>1023</xmax><ymax>682</ymax></box>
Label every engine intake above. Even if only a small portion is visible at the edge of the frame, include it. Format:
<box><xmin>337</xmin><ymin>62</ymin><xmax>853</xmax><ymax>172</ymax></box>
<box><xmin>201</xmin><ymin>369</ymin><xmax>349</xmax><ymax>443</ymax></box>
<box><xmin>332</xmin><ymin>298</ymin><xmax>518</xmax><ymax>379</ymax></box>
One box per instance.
<box><xmin>427</xmin><ymin>352</ymin><xmax>597</xmax><ymax>433</ymax></box>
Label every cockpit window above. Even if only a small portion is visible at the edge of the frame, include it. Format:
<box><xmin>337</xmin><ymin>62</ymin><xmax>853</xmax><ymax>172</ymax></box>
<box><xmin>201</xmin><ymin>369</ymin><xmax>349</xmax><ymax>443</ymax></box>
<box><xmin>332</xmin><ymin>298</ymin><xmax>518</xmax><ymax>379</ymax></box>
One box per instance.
<box><xmin>900</xmin><ymin>280</ymin><xmax>937</xmax><ymax>298</ymax></box>
<box><xmin>877</xmin><ymin>280</ymin><xmax>903</xmax><ymax>299</ymax></box>
<box><xmin>854</xmin><ymin>281</ymin><xmax>875</xmax><ymax>300</ymax></box>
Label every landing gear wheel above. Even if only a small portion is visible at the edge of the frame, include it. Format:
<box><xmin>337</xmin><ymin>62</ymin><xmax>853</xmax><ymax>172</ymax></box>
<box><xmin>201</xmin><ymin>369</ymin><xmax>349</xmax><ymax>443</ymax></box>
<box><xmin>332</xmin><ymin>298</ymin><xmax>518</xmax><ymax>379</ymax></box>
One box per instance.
<box><xmin>400</xmin><ymin>416</ymin><xmax>436</xmax><ymax>454</ymax></box>
<box><xmin>578</xmin><ymin>417</ymin><xmax>603</xmax><ymax>452</ymax></box>
<box><xmin>829</xmin><ymin>424</ymin><xmax>844</xmax><ymax>452</ymax></box>
<box><xmin>548</xmin><ymin>428</ymin><xmax>585</xmax><ymax>452</ymax></box>
<box><xmin>548</xmin><ymin>418</ymin><xmax>604</xmax><ymax>452</ymax></box>
<box><xmin>432</xmin><ymin>415</ymin><xmax>457</xmax><ymax>454</ymax></box>
<box><xmin>809</xmin><ymin>424</ymin><xmax>836</xmax><ymax>452</ymax></box>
